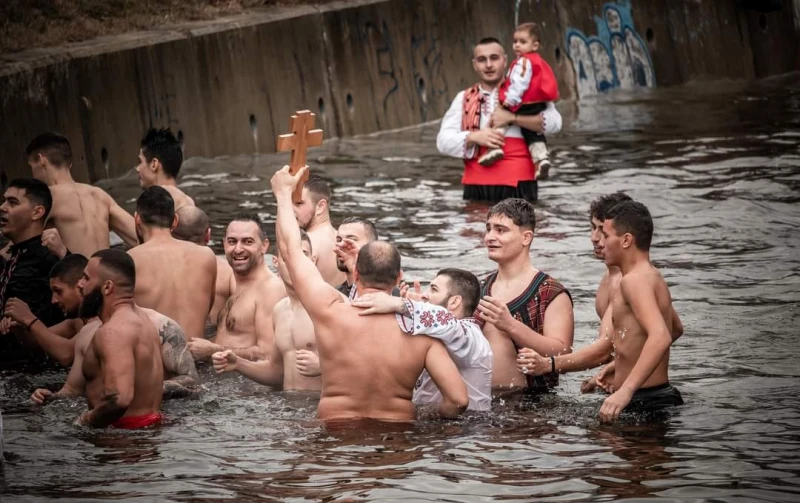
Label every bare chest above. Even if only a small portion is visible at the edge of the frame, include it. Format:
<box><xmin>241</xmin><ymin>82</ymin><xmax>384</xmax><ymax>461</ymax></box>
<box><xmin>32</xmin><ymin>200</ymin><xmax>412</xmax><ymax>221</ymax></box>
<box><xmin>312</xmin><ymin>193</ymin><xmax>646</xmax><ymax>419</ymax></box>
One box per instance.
<box><xmin>218</xmin><ymin>291</ymin><xmax>258</xmax><ymax>334</ymax></box>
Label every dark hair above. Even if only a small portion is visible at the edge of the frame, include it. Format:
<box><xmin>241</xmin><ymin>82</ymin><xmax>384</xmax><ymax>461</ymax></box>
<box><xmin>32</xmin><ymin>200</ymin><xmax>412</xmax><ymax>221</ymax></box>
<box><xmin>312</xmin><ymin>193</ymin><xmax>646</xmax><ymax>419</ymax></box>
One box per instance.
<box><xmin>437</xmin><ymin>268</ymin><xmax>481</xmax><ymax>317</ymax></box>
<box><xmin>140</xmin><ymin>128</ymin><xmax>183</xmax><ymax>179</ymax></box>
<box><xmin>476</xmin><ymin>37</ymin><xmax>503</xmax><ymax>46</ymax></box>
<box><xmin>173</xmin><ymin>206</ymin><xmax>209</xmax><ymax>245</ymax></box>
<box><xmin>516</xmin><ymin>22</ymin><xmax>542</xmax><ymax>42</ymax></box>
<box><xmin>299</xmin><ymin>229</ymin><xmax>313</xmax><ymax>255</ymax></box>
<box><xmin>230</xmin><ymin>212</ymin><xmax>265</xmax><ymax>240</ymax></box>
<box><xmin>487</xmin><ymin>198</ymin><xmax>535</xmax><ymax>231</ymax></box>
<box><xmin>136</xmin><ymin>186</ymin><xmax>175</xmax><ymax>228</ymax></box>
<box><xmin>340</xmin><ymin>216</ymin><xmax>378</xmax><ymax>241</ymax></box>
<box><xmin>605</xmin><ymin>201</ymin><xmax>654</xmax><ymax>251</ymax></box>
<box><xmin>589</xmin><ymin>192</ymin><xmax>633</xmax><ymax>221</ymax></box>
<box><xmin>304</xmin><ymin>174</ymin><xmax>332</xmax><ymax>205</ymax></box>
<box><xmin>356</xmin><ymin>241</ymin><xmax>401</xmax><ymax>290</ymax></box>
<box><xmin>92</xmin><ymin>249</ymin><xmax>136</xmax><ymax>289</ymax></box>
<box><xmin>8</xmin><ymin>178</ymin><xmax>53</xmax><ymax>220</ymax></box>
<box><xmin>25</xmin><ymin>132</ymin><xmax>72</xmax><ymax>167</ymax></box>
<box><xmin>49</xmin><ymin>254</ymin><xmax>88</xmax><ymax>285</ymax></box>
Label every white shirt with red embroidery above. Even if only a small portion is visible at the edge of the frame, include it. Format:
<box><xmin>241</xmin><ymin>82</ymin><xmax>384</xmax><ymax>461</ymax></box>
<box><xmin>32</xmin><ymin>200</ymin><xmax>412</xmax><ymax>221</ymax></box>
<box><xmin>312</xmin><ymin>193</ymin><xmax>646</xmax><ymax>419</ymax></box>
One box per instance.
<box><xmin>503</xmin><ymin>57</ymin><xmax>533</xmax><ymax>108</ymax></box>
<box><xmin>395</xmin><ymin>299</ymin><xmax>492</xmax><ymax>411</ymax></box>
<box><xmin>436</xmin><ymin>87</ymin><xmax>562</xmax><ymax>159</ymax></box>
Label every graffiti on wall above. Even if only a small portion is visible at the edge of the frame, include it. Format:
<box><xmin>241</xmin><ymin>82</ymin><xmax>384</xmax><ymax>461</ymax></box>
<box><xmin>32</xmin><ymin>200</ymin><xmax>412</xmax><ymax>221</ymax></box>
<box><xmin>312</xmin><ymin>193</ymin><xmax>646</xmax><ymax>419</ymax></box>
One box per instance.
<box><xmin>565</xmin><ymin>1</ymin><xmax>655</xmax><ymax>98</ymax></box>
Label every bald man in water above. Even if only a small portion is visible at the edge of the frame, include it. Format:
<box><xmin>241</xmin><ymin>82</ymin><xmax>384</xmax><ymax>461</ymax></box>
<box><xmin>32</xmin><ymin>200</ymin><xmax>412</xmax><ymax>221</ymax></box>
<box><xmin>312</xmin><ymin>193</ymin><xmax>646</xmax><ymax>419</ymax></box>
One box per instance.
<box><xmin>26</xmin><ymin>133</ymin><xmax>138</xmax><ymax>257</ymax></box>
<box><xmin>128</xmin><ymin>187</ymin><xmax>217</xmax><ymax>341</ymax></box>
<box><xmin>272</xmin><ymin>165</ymin><xmax>468</xmax><ymax>422</ymax></box>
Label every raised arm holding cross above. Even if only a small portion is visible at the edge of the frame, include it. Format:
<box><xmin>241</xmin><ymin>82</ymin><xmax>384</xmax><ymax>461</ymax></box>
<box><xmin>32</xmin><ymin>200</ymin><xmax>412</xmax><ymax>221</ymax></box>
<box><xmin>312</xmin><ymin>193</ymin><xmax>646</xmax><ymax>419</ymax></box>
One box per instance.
<box><xmin>276</xmin><ymin>110</ymin><xmax>324</xmax><ymax>202</ymax></box>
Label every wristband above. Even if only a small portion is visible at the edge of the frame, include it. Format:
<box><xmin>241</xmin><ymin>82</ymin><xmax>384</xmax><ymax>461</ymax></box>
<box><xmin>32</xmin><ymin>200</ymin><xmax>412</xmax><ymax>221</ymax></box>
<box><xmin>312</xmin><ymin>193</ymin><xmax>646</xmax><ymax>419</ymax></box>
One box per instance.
<box><xmin>550</xmin><ymin>355</ymin><xmax>556</xmax><ymax>374</ymax></box>
<box><xmin>26</xmin><ymin>318</ymin><xmax>40</xmax><ymax>331</ymax></box>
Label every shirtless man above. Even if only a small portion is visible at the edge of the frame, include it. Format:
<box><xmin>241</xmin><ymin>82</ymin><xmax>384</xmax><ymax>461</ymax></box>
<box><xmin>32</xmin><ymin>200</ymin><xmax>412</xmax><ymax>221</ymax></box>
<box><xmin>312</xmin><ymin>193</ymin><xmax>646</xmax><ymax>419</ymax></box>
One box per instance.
<box><xmin>168</xmin><ymin>205</ymin><xmax>234</xmax><ymax>336</ymax></box>
<box><xmin>581</xmin><ymin>193</ymin><xmax>684</xmax><ymax>394</ymax></box>
<box><xmin>74</xmin><ymin>250</ymin><xmax>163</xmax><ymax>429</ymax></box>
<box><xmin>128</xmin><ymin>187</ymin><xmax>217</xmax><ymax>341</ymax></box>
<box><xmin>212</xmin><ymin>231</ymin><xmax>324</xmax><ymax>391</ymax></box>
<box><xmin>136</xmin><ymin>128</ymin><xmax>194</xmax><ymax>211</ymax></box>
<box><xmin>518</xmin><ymin>201</ymin><xmax>685</xmax><ymax>421</ymax></box>
<box><xmin>26</xmin><ymin>133</ymin><xmax>138</xmax><ymax>257</ymax></box>
<box><xmin>474</xmin><ymin>198</ymin><xmax>574</xmax><ymax>393</ymax></box>
<box><xmin>293</xmin><ymin>175</ymin><xmax>346</xmax><ymax>286</ymax></box>
<box><xmin>187</xmin><ymin>214</ymin><xmax>286</xmax><ymax>362</ymax></box>
<box><xmin>4</xmin><ymin>254</ymin><xmax>89</xmax><ymax>366</ymax></box>
<box><xmin>272</xmin><ymin>165</ymin><xmax>468</xmax><ymax>422</ymax></box>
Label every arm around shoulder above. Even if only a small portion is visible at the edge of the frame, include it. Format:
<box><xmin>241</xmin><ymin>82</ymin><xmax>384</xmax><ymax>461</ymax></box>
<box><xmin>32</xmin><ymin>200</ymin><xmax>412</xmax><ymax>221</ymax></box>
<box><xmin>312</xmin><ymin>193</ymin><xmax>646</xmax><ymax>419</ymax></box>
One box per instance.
<box><xmin>424</xmin><ymin>340</ymin><xmax>468</xmax><ymax>419</ymax></box>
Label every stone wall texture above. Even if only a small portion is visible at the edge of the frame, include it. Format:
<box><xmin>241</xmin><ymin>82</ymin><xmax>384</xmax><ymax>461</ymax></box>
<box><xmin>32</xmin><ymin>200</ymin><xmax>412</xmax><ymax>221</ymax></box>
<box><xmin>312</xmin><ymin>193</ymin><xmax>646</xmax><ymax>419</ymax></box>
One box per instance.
<box><xmin>1</xmin><ymin>0</ymin><xmax>798</xmax><ymax>182</ymax></box>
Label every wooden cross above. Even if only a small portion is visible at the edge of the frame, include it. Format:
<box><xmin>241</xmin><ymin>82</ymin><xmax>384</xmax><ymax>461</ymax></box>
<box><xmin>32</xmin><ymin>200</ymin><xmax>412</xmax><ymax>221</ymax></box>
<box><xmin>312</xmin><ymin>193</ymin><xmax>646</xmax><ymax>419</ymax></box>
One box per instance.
<box><xmin>276</xmin><ymin>110</ymin><xmax>324</xmax><ymax>203</ymax></box>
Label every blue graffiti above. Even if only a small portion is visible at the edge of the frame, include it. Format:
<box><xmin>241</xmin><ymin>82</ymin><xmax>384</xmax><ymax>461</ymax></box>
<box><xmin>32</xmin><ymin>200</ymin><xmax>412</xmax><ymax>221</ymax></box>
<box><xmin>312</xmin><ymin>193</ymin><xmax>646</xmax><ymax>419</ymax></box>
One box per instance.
<box><xmin>565</xmin><ymin>1</ymin><xmax>655</xmax><ymax>97</ymax></box>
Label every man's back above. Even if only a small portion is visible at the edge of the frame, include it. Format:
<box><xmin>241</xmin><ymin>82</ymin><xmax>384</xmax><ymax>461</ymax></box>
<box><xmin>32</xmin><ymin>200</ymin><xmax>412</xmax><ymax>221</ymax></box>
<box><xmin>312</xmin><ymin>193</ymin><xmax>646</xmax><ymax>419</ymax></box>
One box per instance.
<box><xmin>162</xmin><ymin>185</ymin><xmax>195</xmax><ymax>212</ymax></box>
<box><xmin>317</xmin><ymin>305</ymin><xmax>458</xmax><ymax>422</ymax></box>
<box><xmin>129</xmin><ymin>238</ymin><xmax>216</xmax><ymax>341</ymax></box>
<box><xmin>49</xmin><ymin>183</ymin><xmax>134</xmax><ymax>257</ymax></box>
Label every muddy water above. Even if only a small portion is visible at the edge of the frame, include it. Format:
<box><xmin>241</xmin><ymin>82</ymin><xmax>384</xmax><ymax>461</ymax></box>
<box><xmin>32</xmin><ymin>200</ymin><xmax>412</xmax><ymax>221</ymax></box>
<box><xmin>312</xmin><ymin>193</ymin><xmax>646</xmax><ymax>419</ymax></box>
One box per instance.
<box><xmin>1</xmin><ymin>74</ymin><xmax>799</xmax><ymax>501</ymax></box>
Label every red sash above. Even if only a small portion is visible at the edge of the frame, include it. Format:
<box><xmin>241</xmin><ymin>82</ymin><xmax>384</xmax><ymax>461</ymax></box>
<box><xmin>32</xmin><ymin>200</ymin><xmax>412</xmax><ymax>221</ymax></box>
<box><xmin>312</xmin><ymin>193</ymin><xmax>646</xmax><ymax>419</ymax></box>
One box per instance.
<box><xmin>462</xmin><ymin>137</ymin><xmax>536</xmax><ymax>186</ymax></box>
<box><xmin>112</xmin><ymin>413</ymin><xmax>163</xmax><ymax>429</ymax></box>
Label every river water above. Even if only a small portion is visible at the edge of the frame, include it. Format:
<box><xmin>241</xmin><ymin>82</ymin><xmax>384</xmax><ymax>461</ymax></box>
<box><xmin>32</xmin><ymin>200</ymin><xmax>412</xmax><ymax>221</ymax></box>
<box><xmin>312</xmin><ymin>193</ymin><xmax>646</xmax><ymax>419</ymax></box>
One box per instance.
<box><xmin>2</xmin><ymin>74</ymin><xmax>799</xmax><ymax>501</ymax></box>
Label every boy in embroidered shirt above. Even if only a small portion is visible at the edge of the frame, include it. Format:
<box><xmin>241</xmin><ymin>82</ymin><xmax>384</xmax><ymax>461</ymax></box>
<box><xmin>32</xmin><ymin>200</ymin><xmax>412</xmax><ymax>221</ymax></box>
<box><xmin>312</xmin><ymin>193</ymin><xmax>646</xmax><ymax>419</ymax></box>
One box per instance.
<box><xmin>479</xmin><ymin>22</ymin><xmax>559</xmax><ymax>180</ymax></box>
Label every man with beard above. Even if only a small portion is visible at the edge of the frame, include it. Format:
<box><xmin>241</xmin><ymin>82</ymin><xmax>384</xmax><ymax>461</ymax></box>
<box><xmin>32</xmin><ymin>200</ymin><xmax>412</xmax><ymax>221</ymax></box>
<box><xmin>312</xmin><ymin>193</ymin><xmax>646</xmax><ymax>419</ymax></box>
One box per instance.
<box><xmin>333</xmin><ymin>217</ymin><xmax>379</xmax><ymax>296</ymax></box>
<box><xmin>436</xmin><ymin>37</ymin><xmax>562</xmax><ymax>202</ymax></box>
<box><xmin>4</xmin><ymin>254</ymin><xmax>90</xmax><ymax>366</ymax></box>
<box><xmin>128</xmin><ymin>187</ymin><xmax>217</xmax><ymax>342</ymax></box>
<box><xmin>136</xmin><ymin>128</ymin><xmax>194</xmax><ymax>211</ymax></box>
<box><xmin>75</xmin><ymin>249</ymin><xmax>163</xmax><ymax>429</ymax></box>
<box><xmin>352</xmin><ymin>268</ymin><xmax>493</xmax><ymax>411</ymax></box>
<box><xmin>292</xmin><ymin>175</ymin><xmax>345</xmax><ymax>286</ymax></box>
<box><xmin>187</xmin><ymin>214</ymin><xmax>286</xmax><ymax>362</ymax></box>
<box><xmin>212</xmin><ymin>231</ymin><xmax>328</xmax><ymax>391</ymax></box>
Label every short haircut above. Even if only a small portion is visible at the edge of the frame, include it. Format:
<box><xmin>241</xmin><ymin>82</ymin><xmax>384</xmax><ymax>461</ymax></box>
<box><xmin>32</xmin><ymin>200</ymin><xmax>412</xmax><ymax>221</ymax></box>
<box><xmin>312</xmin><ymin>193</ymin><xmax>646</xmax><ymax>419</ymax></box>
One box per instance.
<box><xmin>605</xmin><ymin>201</ymin><xmax>654</xmax><ymax>251</ymax></box>
<box><xmin>136</xmin><ymin>186</ymin><xmax>175</xmax><ymax>228</ymax></box>
<box><xmin>304</xmin><ymin>174</ymin><xmax>332</xmax><ymax>205</ymax></box>
<box><xmin>356</xmin><ymin>241</ymin><xmax>401</xmax><ymax>290</ymax></box>
<box><xmin>516</xmin><ymin>22</ymin><xmax>542</xmax><ymax>42</ymax></box>
<box><xmin>437</xmin><ymin>268</ymin><xmax>481</xmax><ymax>317</ymax></box>
<box><xmin>140</xmin><ymin>128</ymin><xmax>183</xmax><ymax>179</ymax></box>
<box><xmin>589</xmin><ymin>192</ymin><xmax>633</xmax><ymax>221</ymax></box>
<box><xmin>299</xmin><ymin>229</ymin><xmax>313</xmax><ymax>255</ymax></box>
<box><xmin>487</xmin><ymin>198</ymin><xmax>535</xmax><ymax>231</ymax></box>
<box><xmin>25</xmin><ymin>133</ymin><xmax>72</xmax><ymax>167</ymax></box>
<box><xmin>476</xmin><ymin>37</ymin><xmax>503</xmax><ymax>47</ymax></box>
<box><xmin>340</xmin><ymin>216</ymin><xmax>378</xmax><ymax>241</ymax></box>
<box><xmin>49</xmin><ymin>254</ymin><xmax>88</xmax><ymax>285</ymax></box>
<box><xmin>91</xmin><ymin>249</ymin><xmax>136</xmax><ymax>289</ymax></box>
<box><xmin>230</xmin><ymin>212</ymin><xmax>265</xmax><ymax>240</ymax></box>
<box><xmin>173</xmin><ymin>206</ymin><xmax>209</xmax><ymax>245</ymax></box>
<box><xmin>8</xmin><ymin>178</ymin><xmax>53</xmax><ymax>220</ymax></box>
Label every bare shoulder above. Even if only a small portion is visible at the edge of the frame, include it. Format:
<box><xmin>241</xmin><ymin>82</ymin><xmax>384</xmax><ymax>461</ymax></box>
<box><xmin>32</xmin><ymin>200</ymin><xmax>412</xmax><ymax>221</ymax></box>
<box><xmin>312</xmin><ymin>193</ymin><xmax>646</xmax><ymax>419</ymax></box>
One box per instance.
<box><xmin>273</xmin><ymin>297</ymin><xmax>291</xmax><ymax>315</ymax></box>
<box><xmin>262</xmin><ymin>273</ymin><xmax>288</xmax><ymax>301</ymax></box>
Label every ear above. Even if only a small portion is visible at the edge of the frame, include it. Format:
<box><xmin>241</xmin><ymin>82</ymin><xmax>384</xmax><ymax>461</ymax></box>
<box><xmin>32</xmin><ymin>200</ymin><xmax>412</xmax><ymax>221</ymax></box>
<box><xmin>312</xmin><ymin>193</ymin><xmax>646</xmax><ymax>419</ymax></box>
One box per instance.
<box><xmin>31</xmin><ymin>204</ymin><xmax>46</xmax><ymax>222</ymax></box>
<box><xmin>446</xmin><ymin>294</ymin><xmax>463</xmax><ymax>313</ymax></box>
<box><xmin>621</xmin><ymin>233</ymin><xmax>634</xmax><ymax>249</ymax></box>
<box><xmin>315</xmin><ymin>198</ymin><xmax>328</xmax><ymax>217</ymax></box>
<box><xmin>522</xmin><ymin>229</ymin><xmax>534</xmax><ymax>247</ymax></box>
<box><xmin>310</xmin><ymin>253</ymin><xmax>318</xmax><ymax>265</ymax></box>
<box><xmin>171</xmin><ymin>213</ymin><xmax>179</xmax><ymax>231</ymax></box>
<box><xmin>532</xmin><ymin>40</ymin><xmax>540</xmax><ymax>51</ymax></box>
<box><xmin>134</xmin><ymin>212</ymin><xmax>141</xmax><ymax>226</ymax></box>
<box><xmin>205</xmin><ymin>227</ymin><xmax>212</xmax><ymax>245</ymax></box>
<box><xmin>101</xmin><ymin>279</ymin><xmax>114</xmax><ymax>296</ymax></box>
<box><xmin>394</xmin><ymin>269</ymin><xmax>403</xmax><ymax>287</ymax></box>
<box><xmin>150</xmin><ymin>157</ymin><xmax>160</xmax><ymax>172</ymax></box>
<box><xmin>262</xmin><ymin>237</ymin><xmax>270</xmax><ymax>254</ymax></box>
<box><xmin>272</xmin><ymin>255</ymin><xmax>278</xmax><ymax>268</ymax></box>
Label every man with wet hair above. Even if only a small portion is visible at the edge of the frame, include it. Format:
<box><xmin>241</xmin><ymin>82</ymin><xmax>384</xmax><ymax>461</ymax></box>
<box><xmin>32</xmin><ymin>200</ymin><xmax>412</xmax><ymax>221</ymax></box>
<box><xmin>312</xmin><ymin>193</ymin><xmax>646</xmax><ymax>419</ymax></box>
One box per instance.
<box><xmin>76</xmin><ymin>249</ymin><xmax>163</xmax><ymax>428</ymax></box>
<box><xmin>213</xmin><ymin>230</ymin><xmax>329</xmax><ymax>391</ymax></box>
<box><xmin>518</xmin><ymin>201</ymin><xmax>684</xmax><ymax>421</ymax></box>
<box><xmin>271</xmin><ymin>165</ymin><xmax>468</xmax><ymax>422</ymax></box>
<box><xmin>334</xmin><ymin>216</ymin><xmax>380</xmax><ymax>296</ymax></box>
<box><xmin>4</xmin><ymin>254</ymin><xmax>89</xmax><ymax>366</ymax></box>
<box><xmin>187</xmin><ymin>213</ymin><xmax>286</xmax><ymax>362</ymax></box>
<box><xmin>26</xmin><ymin>132</ymin><xmax>138</xmax><ymax>257</ymax></box>
<box><xmin>436</xmin><ymin>37</ymin><xmax>562</xmax><ymax>202</ymax></box>
<box><xmin>293</xmin><ymin>175</ymin><xmax>345</xmax><ymax>286</ymax></box>
<box><xmin>136</xmin><ymin>128</ymin><xmax>194</xmax><ymax>211</ymax></box>
<box><xmin>581</xmin><ymin>193</ymin><xmax>683</xmax><ymax>394</ymax></box>
<box><xmin>0</xmin><ymin>178</ymin><xmax>64</xmax><ymax>364</ymax></box>
<box><xmin>128</xmin><ymin>186</ymin><xmax>217</xmax><ymax>342</ymax></box>
<box><xmin>353</xmin><ymin>268</ymin><xmax>493</xmax><ymax>411</ymax></box>
<box><xmin>475</xmin><ymin>198</ymin><xmax>574</xmax><ymax>393</ymax></box>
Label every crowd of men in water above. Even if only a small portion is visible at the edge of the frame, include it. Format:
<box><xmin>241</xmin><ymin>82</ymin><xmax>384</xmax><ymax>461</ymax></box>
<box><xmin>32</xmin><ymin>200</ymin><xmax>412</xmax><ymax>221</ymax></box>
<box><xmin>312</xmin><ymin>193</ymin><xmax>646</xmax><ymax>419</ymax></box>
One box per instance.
<box><xmin>0</xmin><ymin>127</ymin><xmax>685</xmax><ymax>430</ymax></box>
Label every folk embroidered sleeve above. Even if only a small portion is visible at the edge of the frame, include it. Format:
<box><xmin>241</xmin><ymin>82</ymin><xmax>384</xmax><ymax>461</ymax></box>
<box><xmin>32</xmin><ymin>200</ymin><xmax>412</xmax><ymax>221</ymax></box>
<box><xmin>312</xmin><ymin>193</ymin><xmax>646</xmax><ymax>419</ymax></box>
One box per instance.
<box><xmin>436</xmin><ymin>91</ymin><xmax>471</xmax><ymax>158</ymax></box>
<box><xmin>395</xmin><ymin>300</ymin><xmax>476</xmax><ymax>367</ymax></box>
<box><xmin>503</xmin><ymin>57</ymin><xmax>533</xmax><ymax>109</ymax></box>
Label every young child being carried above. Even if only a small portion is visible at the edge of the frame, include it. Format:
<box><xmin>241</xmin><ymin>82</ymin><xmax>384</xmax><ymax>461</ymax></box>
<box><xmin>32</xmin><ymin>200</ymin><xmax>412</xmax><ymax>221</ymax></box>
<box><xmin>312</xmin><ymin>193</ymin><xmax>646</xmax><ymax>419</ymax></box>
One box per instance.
<box><xmin>479</xmin><ymin>22</ymin><xmax>559</xmax><ymax>180</ymax></box>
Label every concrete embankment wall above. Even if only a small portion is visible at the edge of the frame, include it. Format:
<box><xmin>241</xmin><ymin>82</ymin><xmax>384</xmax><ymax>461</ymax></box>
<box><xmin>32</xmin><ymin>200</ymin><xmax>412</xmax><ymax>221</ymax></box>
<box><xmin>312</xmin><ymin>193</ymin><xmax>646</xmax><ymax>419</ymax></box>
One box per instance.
<box><xmin>1</xmin><ymin>0</ymin><xmax>798</xmax><ymax>182</ymax></box>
